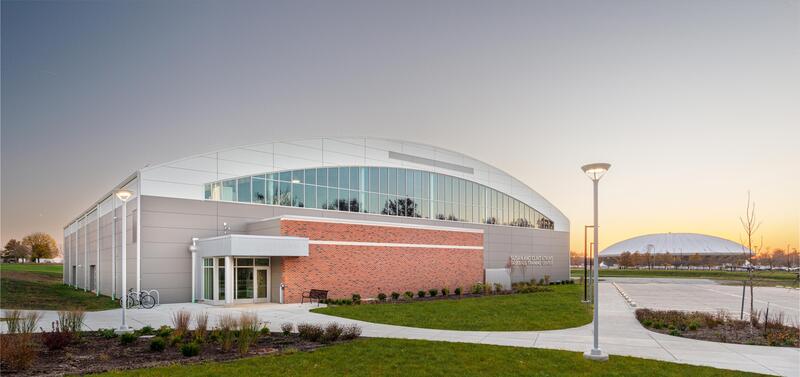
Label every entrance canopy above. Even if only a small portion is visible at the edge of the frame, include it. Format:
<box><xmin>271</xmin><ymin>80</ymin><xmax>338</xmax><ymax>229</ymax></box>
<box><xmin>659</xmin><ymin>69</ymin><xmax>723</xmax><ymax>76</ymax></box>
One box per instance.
<box><xmin>194</xmin><ymin>234</ymin><xmax>309</xmax><ymax>258</ymax></box>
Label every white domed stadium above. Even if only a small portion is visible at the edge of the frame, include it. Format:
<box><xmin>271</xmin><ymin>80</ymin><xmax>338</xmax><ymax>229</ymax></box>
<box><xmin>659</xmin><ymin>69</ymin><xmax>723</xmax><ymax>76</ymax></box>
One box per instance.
<box><xmin>600</xmin><ymin>233</ymin><xmax>750</xmax><ymax>257</ymax></box>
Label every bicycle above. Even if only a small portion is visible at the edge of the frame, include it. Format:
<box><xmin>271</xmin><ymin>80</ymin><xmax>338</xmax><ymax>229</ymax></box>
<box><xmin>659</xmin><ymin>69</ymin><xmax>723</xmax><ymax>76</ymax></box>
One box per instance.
<box><xmin>122</xmin><ymin>288</ymin><xmax>156</xmax><ymax>309</ymax></box>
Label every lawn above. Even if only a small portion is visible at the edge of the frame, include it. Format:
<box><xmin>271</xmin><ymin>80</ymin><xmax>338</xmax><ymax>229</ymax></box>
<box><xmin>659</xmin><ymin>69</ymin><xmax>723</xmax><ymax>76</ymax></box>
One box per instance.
<box><xmin>312</xmin><ymin>284</ymin><xmax>592</xmax><ymax>331</ymax></box>
<box><xmin>571</xmin><ymin>268</ymin><xmax>799</xmax><ymax>287</ymax></box>
<box><xmin>97</xmin><ymin>338</ymin><xmax>764</xmax><ymax>377</ymax></box>
<box><xmin>0</xmin><ymin>263</ymin><xmax>119</xmax><ymax>311</ymax></box>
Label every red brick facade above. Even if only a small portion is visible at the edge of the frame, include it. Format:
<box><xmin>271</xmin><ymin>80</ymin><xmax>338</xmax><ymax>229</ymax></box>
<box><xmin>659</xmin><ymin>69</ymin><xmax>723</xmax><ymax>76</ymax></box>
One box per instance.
<box><xmin>280</xmin><ymin>219</ymin><xmax>484</xmax><ymax>303</ymax></box>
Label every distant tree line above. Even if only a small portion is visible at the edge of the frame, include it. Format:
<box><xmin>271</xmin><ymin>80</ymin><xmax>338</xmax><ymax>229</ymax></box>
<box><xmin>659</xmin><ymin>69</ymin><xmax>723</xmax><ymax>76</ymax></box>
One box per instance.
<box><xmin>2</xmin><ymin>232</ymin><xmax>60</xmax><ymax>263</ymax></box>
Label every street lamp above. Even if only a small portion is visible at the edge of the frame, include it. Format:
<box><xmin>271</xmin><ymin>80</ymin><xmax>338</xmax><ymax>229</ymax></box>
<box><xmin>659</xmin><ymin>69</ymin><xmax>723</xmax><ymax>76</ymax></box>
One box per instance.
<box><xmin>581</xmin><ymin>162</ymin><xmax>610</xmax><ymax>361</ymax></box>
<box><xmin>115</xmin><ymin>188</ymin><xmax>134</xmax><ymax>334</ymax></box>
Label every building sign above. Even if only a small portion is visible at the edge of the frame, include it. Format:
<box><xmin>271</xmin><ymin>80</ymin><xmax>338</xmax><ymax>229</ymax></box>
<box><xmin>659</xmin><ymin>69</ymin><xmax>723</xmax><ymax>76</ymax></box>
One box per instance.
<box><xmin>509</xmin><ymin>255</ymin><xmax>553</xmax><ymax>266</ymax></box>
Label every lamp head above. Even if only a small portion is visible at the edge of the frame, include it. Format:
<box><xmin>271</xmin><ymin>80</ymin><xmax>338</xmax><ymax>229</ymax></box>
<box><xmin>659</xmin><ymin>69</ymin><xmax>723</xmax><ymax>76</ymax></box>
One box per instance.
<box><xmin>115</xmin><ymin>189</ymin><xmax>134</xmax><ymax>202</ymax></box>
<box><xmin>581</xmin><ymin>163</ymin><xmax>611</xmax><ymax>181</ymax></box>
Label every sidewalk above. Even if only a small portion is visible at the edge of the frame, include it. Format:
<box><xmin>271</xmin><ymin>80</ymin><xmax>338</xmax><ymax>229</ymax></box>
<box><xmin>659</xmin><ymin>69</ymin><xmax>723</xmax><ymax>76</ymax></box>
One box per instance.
<box><xmin>4</xmin><ymin>282</ymin><xmax>798</xmax><ymax>376</ymax></box>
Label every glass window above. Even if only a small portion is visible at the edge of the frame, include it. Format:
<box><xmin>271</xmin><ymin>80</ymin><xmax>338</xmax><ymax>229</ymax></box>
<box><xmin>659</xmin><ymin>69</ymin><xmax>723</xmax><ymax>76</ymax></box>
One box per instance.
<box><xmin>204</xmin><ymin>183</ymin><xmax>212</xmax><ymax>200</ymax></box>
<box><xmin>339</xmin><ymin>167</ymin><xmax>349</xmax><ymax>189</ymax></box>
<box><xmin>349</xmin><ymin>190</ymin><xmax>359</xmax><ymax>212</ymax></box>
<box><xmin>237</xmin><ymin>177</ymin><xmax>251</xmax><ymax>202</ymax></box>
<box><xmin>431</xmin><ymin>174</ymin><xmax>438</xmax><ymax>201</ymax></box>
<box><xmin>421</xmin><ymin>172</ymin><xmax>430</xmax><ymax>199</ymax></box>
<box><xmin>252</xmin><ymin>176</ymin><xmax>266</xmax><ymax>204</ymax></box>
<box><xmin>328</xmin><ymin>168</ymin><xmax>338</xmax><ymax>188</ymax></box>
<box><xmin>236</xmin><ymin>267</ymin><xmax>253</xmax><ymax>299</ymax></box>
<box><xmin>218</xmin><ymin>263</ymin><xmax>225</xmax><ymax>301</ymax></box>
<box><xmin>203</xmin><ymin>261</ymin><xmax>213</xmax><ymax>300</ymax></box>
<box><xmin>279</xmin><ymin>171</ymin><xmax>291</xmax><ymax>182</ymax></box>
<box><xmin>380</xmin><ymin>168</ymin><xmax>388</xmax><ymax>194</ymax></box>
<box><xmin>279</xmin><ymin>181</ymin><xmax>291</xmax><ymax>206</ymax></box>
<box><xmin>292</xmin><ymin>170</ymin><xmax>304</xmax><ymax>184</ymax></box>
<box><xmin>316</xmin><ymin>186</ymin><xmax>327</xmax><ymax>209</ymax></box>
<box><xmin>305</xmin><ymin>169</ymin><xmax>316</xmax><ymax>185</ymax></box>
<box><xmin>395</xmin><ymin>169</ymin><xmax>404</xmax><ymax>196</ymax></box>
<box><xmin>359</xmin><ymin>168</ymin><xmax>367</xmax><ymax>191</ymax></box>
<box><xmin>359</xmin><ymin>191</ymin><xmax>367</xmax><ymax>213</ymax></box>
<box><xmin>350</xmin><ymin>167</ymin><xmax>359</xmax><ymax>190</ymax></box>
<box><xmin>292</xmin><ymin>183</ymin><xmax>304</xmax><ymax>207</ymax></box>
<box><xmin>414</xmin><ymin>170</ymin><xmax>422</xmax><ymax>198</ymax></box>
<box><xmin>222</xmin><ymin>180</ymin><xmax>236</xmax><ymax>201</ymax></box>
<box><xmin>305</xmin><ymin>184</ymin><xmax>316</xmax><ymax>208</ymax></box>
<box><xmin>212</xmin><ymin>182</ymin><xmax>221</xmax><ymax>200</ymax></box>
<box><xmin>268</xmin><ymin>180</ymin><xmax>276</xmax><ymax>204</ymax></box>
<box><xmin>369</xmin><ymin>167</ymin><xmax>379</xmax><ymax>192</ymax></box>
<box><xmin>255</xmin><ymin>258</ymin><xmax>270</xmax><ymax>266</ymax></box>
<box><xmin>465</xmin><ymin>182</ymin><xmax>473</xmax><ymax>206</ymax></box>
<box><xmin>236</xmin><ymin>258</ymin><xmax>254</xmax><ymax>266</ymax></box>
<box><xmin>444</xmin><ymin>176</ymin><xmax>452</xmax><ymax>203</ymax></box>
<box><xmin>388</xmin><ymin>168</ymin><xmax>397</xmax><ymax>195</ymax></box>
<box><xmin>316</xmin><ymin>168</ymin><xmax>327</xmax><ymax>187</ymax></box>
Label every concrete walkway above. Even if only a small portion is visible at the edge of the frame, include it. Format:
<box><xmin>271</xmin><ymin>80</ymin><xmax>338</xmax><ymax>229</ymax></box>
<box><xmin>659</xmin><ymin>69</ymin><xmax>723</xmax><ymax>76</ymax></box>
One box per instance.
<box><xmin>4</xmin><ymin>282</ymin><xmax>799</xmax><ymax>376</ymax></box>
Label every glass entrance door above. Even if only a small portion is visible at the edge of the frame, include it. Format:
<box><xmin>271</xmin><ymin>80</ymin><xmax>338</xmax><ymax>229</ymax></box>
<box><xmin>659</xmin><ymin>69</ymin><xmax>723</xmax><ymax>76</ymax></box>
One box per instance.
<box><xmin>255</xmin><ymin>268</ymin><xmax>269</xmax><ymax>302</ymax></box>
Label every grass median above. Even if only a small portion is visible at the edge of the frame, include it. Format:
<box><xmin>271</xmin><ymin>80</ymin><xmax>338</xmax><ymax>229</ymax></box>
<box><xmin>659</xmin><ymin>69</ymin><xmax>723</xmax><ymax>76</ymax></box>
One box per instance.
<box><xmin>570</xmin><ymin>268</ymin><xmax>799</xmax><ymax>287</ymax></box>
<box><xmin>97</xmin><ymin>338</ymin><xmax>765</xmax><ymax>377</ymax></box>
<box><xmin>0</xmin><ymin>263</ymin><xmax>119</xmax><ymax>311</ymax></box>
<box><xmin>312</xmin><ymin>284</ymin><xmax>592</xmax><ymax>331</ymax></box>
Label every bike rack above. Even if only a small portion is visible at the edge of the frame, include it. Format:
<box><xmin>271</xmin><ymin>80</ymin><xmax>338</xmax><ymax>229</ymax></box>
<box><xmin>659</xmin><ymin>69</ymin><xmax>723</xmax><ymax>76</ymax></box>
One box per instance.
<box><xmin>147</xmin><ymin>289</ymin><xmax>160</xmax><ymax>307</ymax></box>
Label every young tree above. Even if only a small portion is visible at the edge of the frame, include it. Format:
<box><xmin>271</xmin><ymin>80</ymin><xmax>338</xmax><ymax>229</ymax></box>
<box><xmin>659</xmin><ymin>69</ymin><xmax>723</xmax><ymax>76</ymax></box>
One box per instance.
<box><xmin>688</xmin><ymin>253</ymin><xmax>703</xmax><ymax>268</ymax></box>
<box><xmin>771</xmin><ymin>249</ymin><xmax>786</xmax><ymax>269</ymax></box>
<box><xmin>618</xmin><ymin>252</ymin><xmax>633</xmax><ymax>269</ymax></box>
<box><xmin>739</xmin><ymin>191</ymin><xmax>760</xmax><ymax>320</ymax></box>
<box><xmin>3</xmin><ymin>239</ymin><xmax>31</xmax><ymax>262</ymax></box>
<box><xmin>21</xmin><ymin>232</ymin><xmax>59</xmax><ymax>263</ymax></box>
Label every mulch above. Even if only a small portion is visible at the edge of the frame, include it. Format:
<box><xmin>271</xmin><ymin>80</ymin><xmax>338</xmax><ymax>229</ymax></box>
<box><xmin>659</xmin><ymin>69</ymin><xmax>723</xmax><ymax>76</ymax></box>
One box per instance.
<box><xmin>1</xmin><ymin>331</ymin><xmax>340</xmax><ymax>376</ymax></box>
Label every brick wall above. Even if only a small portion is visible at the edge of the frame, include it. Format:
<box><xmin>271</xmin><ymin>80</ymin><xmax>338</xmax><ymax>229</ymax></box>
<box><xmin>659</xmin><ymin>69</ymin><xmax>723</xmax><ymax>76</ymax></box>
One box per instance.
<box><xmin>280</xmin><ymin>219</ymin><xmax>484</xmax><ymax>303</ymax></box>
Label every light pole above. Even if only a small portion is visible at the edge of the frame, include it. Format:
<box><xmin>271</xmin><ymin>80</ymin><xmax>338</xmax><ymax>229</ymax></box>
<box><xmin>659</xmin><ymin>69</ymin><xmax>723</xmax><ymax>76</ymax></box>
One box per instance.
<box><xmin>581</xmin><ymin>162</ymin><xmax>610</xmax><ymax>362</ymax></box>
<box><xmin>583</xmin><ymin>225</ymin><xmax>594</xmax><ymax>303</ymax></box>
<box><xmin>115</xmin><ymin>189</ymin><xmax>134</xmax><ymax>334</ymax></box>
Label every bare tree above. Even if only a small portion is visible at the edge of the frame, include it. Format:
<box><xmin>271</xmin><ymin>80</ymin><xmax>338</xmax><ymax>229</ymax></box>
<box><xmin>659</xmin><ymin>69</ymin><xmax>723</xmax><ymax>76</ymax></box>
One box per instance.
<box><xmin>739</xmin><ymin>191</ymin><xmax>761</xmax><ymax>321</ymax></box>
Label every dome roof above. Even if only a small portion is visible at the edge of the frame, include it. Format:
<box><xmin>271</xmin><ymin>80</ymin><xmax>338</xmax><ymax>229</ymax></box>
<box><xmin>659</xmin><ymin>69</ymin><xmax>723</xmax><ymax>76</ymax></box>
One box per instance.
<box><xmin>600</xmin><ymin>233</ymin><xmax>749</xmax><ymax>256</ymax></box>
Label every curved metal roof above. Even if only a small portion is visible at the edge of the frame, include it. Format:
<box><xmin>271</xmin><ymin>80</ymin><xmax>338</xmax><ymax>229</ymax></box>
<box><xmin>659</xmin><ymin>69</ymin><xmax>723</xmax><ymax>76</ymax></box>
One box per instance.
<box><xmin>600</xmin><ymin>233</ymin><xmax>749</xmax><ymax>256</ymax></box>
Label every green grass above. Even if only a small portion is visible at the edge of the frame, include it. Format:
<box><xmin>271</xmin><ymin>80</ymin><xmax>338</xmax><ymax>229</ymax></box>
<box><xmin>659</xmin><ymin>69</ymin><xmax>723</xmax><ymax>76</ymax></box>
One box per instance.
<box><xmin>0</xmin><ymin>263</ymin><xmax>119</xmax><ymax>311</ymax></box>
<box><xmin>312</xmin><ymin>284</ymin><xmax>592</xmax><ymax>331</ymax></box>
<box><xmin>1</xmin><ymin>263</ymin><xmax>63</xmax><ymax>274</ymax></box>
<box><xmin>571</xmin><ymin>268</ymin><xmax>799</xmax><ymax>286</ymax></box>
<box><xmin>96</xmin><ymin>338</ymin><xmax>764</xmax><ymax>377</ymax></box>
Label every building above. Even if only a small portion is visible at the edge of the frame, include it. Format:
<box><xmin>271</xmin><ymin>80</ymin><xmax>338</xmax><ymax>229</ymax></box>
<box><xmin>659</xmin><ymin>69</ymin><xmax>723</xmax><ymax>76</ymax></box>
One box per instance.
<box><xmin>62</xmin><ymin>138</ymin><xmax>569</xmax><ymax>304</ymax></box>
<box><xmin>600</xmin><ymin>233</ymin><xmax>749</xmax><ymax>257</ymax></box>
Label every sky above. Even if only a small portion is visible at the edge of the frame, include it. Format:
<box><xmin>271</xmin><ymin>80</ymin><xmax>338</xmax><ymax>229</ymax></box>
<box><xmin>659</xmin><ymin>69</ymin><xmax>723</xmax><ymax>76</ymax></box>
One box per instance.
<box><xmin>2</xmin><ymin>0</ymin><xmax>798</xmax><ymax>255</ymax></box>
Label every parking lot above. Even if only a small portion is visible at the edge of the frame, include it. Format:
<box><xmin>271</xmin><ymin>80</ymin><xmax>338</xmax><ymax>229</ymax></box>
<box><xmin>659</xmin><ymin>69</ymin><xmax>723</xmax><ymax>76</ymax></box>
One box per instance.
<box><xmin>611</xmin><ymin>277</ymin><xmax>800</xmax><ymax>325</ymax></box>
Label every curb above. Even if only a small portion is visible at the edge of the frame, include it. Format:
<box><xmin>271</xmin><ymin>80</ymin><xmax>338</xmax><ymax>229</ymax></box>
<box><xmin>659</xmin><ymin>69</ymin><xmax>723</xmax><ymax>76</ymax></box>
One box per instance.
<box><xmin>611</xmin><ymin>281</ymin><xmax>637</xmax><ymax>308</ymax></box>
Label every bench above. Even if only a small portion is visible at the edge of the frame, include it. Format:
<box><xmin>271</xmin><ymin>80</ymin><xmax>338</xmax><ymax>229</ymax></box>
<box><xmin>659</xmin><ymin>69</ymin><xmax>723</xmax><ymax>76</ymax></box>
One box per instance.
<box><xmin>301</xmin><ymin>289</ymin><xmax>328</xmax><ymax>306</ymax></box>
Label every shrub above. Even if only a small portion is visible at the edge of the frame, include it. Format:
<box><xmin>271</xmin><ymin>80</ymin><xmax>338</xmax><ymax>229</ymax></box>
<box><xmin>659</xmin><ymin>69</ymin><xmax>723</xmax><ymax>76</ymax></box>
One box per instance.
<box><xmin>217</xmin><ymin>314</ymin><xmax>238</xmax><ymax>352</ymax></box>
<box><xmin>139</xmin><ymin>325</ymin><xmax>155</xmax><ymax>336</ymax></box>
<box><xmin>471</xmin><ymin>283</ymin><xmax>485</xmax><ymax>294</ymax></box>
<box><xmin>98</xmin><ymin>328</ymin><xmax>118</xmax><ymax>339</ymax></box>
<box><xmin>156</xmin><ymin>325</ymin><xmax>173</xmax><ymax>338</ymax></box>
<box><xmin>441</xmin><ymin>288</ymin><xmax>449</xmax><ymax>296</ymax></box>
<box><xmin>5</xmin><ymin>310</ymin><xmax>42</xmax><ymax>335</ymax></box>
<box><xmin>150</xmin><ymin>337</ymin><xmax>166</xmax><ymax>352</ymax></box>
<box><xmin>688</xmin><ymin>321</ymin><xmax>700</xmax><ymax>331</ymax></box>
<box><xmin>351</xmin><ymin>293</ymin><xmax>361</xmax><ymax>305</ymax></box>
<box><xmin>321</xmin><ymin>323</ymin><xmax>344</xmax><ymax>343</ymax></box>
<box><xmin>40</xmin><ymin>321</ymin><xmax>74</xmax><ymax>351</ymax></box>
<box><xmin>281</xmin><ymin>322</ymin><xmax>293</xmax><ymax>335</ymax></box>
<box><xmin>493</xmin><ymin>283</ymin><xmax>504</xmax><ymax>292</ymax></box>
<box><xmin>391</xmin><ymin>292</ymin><xmax>400</xmax><ymax>300</ymax></box>
<box><xmin>238</xmin><ymin>312</ymin><xmax>260</xmax><ymax>355</ymax></box>
<box><xmin>340</xmin><ymin>324</ymin><xmax>362</xmax><ymax>340</ymax></box>
<box><xmin>642</xmin><ymin>319</ymin><xmax>653</xmax><ymax>327</ymax></box>
<box><xmin>538</xmin><ymin>278</ymin><xmax>545</xmax><ymax>285</ymax></box>
<box><xmin>260</xmin><ymin>325</ymin><xmax>271</xmax><ymax>336</ymax></box>
<box><xmin>171</xmin><ymin>310</ymin><xmax>191</xmax><ymax>338</ymax></box>
<box><xmin>417</xmin><ymin>290</ymin><xmax>426</xmax><ymax>298</ymax></box>
<box><xmin>180</xmin><ymin>341</ymin><xmax>201</xmax><ymax>357</ymax></box>
<box><xmin>120</xmin><ymin>332</ymin><xmax>139</xmax><ymax>345</ymax></box>
<box><xmin>297</xmin><ymin>323</ymin><xmax>324</xmax><ymax>342</ymax></box>
<box><xmin>428</xmin><ymin>288</ymin><xmax>438</xmax><ymax>297</ymax></box>
<box><xmin>454</xmin><ymin>287</ymin><xmax>462</xmax><ymax>295</ymax></box>
<box><xmin>195</xmin><ymin>312</ymin><xmax>209</xmax><ymax>341</ymax></box>
<box><xmin>0</xmin><ymin>334</ymin><xmax>36</xmax><ymax>370</ymax></box>
<box><xmin>58</xmin><ymin>310</ymin><xmax>84</xmax><ymax>334</ymax></box>
<box><xmin>404</xmin><ymin>291</ymin><xmax>414</xmax><ymax>300</ymax></box>
<box><xmin>669</xmin><ymin>329</ymin><xmax>681</xmax><ymax>337</ymax></box>
<box><xmin>377</xmin><ymin>292</ymin><xmax>387</xmax><ymax>301</ymax></box>
<box><xmin>543</xmin><ymin>275</ymin><xmax>551</xmax><ymax>285</ymax></box>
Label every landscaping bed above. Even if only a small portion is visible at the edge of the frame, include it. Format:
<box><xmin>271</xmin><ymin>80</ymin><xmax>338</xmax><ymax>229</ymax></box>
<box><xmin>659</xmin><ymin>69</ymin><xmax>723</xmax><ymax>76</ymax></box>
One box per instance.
<box><xmin>636</xmin><ymin>309</ymin><xmax>799</xmax><ymax>347</ymax></box>
<box><xmin>0</xmin><ymin>310</ymin><xmax>361</xmax><ymax>376</ymax></box>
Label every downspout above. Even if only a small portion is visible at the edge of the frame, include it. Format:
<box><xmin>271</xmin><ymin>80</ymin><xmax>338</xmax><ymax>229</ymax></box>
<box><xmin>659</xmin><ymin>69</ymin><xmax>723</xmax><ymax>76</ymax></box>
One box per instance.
<box><xmin>189</xmin><ymin>238</ymin><xmax>199</xmax><ymax>303</ymax></box>
<box><xmin>83</xmin><ymin>214</ymin><xmax>88</xmax><ymax>291</ymax></box>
